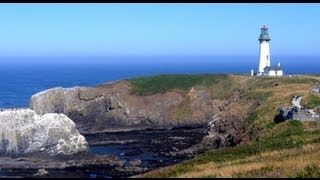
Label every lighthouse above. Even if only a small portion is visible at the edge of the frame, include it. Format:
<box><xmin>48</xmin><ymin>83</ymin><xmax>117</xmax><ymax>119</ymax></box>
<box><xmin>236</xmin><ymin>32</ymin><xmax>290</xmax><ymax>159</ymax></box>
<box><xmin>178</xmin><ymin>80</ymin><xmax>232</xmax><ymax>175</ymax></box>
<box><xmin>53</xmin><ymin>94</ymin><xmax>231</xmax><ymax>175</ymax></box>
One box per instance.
<box><xmin>258</xmin><ymin>25</ymin><xmax>271</xmax><ymax>75</ymax></box>
<box><xmin>256</xmin><ymin>25</ymin><xmax>283</xmax><ymax>76</ymax></box>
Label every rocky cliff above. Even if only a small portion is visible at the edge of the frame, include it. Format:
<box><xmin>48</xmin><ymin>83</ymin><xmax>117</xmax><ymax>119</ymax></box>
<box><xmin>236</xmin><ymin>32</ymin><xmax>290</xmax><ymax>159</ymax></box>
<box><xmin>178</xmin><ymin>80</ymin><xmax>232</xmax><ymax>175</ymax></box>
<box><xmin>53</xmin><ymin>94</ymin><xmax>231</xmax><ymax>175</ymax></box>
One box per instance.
<box><xmin>30</xmin><ymin>81</ymin><xmax>220</xmax><ymax>134</ymax></box>
<box><xmin>29</xmin><ymin>75</ymin><xmax>261</xmax><ymax>161</ymax></box>
<box><xmin>166</xmin><ymin>88</ymin><xmax>256</xmax><ymax>157</ymax></box>
<box><xmin>0</xmin><ymin>109</ymin><xmax>88</xmax><ymax>156</ymax></box>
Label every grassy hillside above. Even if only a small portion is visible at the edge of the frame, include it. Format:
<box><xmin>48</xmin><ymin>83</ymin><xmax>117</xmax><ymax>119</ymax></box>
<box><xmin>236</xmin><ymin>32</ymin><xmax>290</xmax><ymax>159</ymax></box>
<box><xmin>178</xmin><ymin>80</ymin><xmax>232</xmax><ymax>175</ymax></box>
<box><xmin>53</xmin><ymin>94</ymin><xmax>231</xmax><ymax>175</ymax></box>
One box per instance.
<box><xmin>126</xmin><ymin>74</ymin><xmax>230</xmax><ymax>96</ymax></box>
<box><xmin>129</xmin><ymin>74</ymin><xmax>320</xmax><ymax>178</ymax></box>
<box><xmin>143</xmin><ymin>120</ymin><xmax>320</xmax><ymax>178</ymax></box>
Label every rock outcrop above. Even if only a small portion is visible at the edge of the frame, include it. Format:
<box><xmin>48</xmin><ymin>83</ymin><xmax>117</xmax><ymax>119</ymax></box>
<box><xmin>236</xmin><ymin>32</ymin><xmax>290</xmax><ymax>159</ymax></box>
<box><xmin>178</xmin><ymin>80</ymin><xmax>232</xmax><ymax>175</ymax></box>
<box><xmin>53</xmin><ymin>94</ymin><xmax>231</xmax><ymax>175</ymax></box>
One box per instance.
<box><xmin>30</xmin><ymin>82</ymin><xmax>216</xmax><ymax>134</ymax></box>
<box><xmin>169</xmin><ymin>89</ymin><xmax>255</xmax><ymax>157</ymax></box>
<box><xmin>202</xmin><ymin>90</ymin><xmax>251</xmax><ymax>149</ymax></box>
<box><xmin>0</xmin><ymin>109</ymin><xmax>88</xmax><ymax>156</ymax></box>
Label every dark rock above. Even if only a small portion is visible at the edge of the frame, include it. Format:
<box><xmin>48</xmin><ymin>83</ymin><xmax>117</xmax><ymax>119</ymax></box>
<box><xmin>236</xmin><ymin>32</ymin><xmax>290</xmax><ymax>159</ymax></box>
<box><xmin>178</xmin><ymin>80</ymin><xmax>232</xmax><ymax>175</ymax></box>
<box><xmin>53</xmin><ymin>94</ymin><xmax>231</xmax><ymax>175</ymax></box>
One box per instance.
<box><xmin>168</xmin><ymin>89</ymin><xmax>256</xmax><ymax>157</ymax></box>
<box><xmin>128</xmin><ymin>159</ymin><xmax>142</xmax><ymax>166</ymax></box>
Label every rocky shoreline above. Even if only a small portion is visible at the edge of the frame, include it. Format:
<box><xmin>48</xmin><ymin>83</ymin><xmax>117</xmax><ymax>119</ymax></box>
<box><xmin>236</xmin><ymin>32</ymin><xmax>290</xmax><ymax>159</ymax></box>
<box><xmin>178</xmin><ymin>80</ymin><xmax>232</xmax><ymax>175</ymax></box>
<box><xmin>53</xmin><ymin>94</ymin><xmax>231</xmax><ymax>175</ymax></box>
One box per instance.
<box><xmin>0</xmin><ymin>127</ymin><xmax>208</xmax><ymax>178</ymax></box>
<box><xmin>1</xmin><ymin>76</ymin><xmax>259</xmax><ymax>178</ymax></box>
<box><xmin>0</xmin><ymin>107</ymin><xmax>214</xmax><ymax>178</ymax></box>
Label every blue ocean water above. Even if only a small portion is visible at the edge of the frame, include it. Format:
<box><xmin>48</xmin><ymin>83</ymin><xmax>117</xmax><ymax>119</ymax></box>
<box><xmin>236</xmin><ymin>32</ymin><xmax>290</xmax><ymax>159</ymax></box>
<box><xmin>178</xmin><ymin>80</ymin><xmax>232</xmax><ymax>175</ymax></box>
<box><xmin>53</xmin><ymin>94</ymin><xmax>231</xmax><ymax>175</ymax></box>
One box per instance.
<box><xmin>0</xmin><ymin>55</ymin><xmax>319</xmax><ymax>108</ymax></box>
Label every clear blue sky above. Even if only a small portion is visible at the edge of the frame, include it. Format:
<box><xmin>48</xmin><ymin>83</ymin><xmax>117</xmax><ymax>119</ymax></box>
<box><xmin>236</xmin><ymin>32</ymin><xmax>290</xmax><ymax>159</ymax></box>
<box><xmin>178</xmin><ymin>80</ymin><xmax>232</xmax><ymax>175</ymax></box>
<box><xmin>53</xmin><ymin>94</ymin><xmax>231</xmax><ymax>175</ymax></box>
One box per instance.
<box><xmin>0</xmin><ymin>3</ymin><xmax>319</xmax><ymax>57</ymax></box>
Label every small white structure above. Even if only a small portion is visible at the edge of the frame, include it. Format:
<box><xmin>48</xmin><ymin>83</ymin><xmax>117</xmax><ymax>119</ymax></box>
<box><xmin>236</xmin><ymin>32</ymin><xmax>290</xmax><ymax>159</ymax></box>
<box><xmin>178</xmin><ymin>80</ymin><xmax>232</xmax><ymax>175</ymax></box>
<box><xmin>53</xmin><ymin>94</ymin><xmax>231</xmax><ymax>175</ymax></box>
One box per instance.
<box><xmin>264</xmin><ymin>63</ymin><xmax>283</xmax><ymax>76</ymax></box>
<box><xmin>256</xmin><ymin>25</ymin><xmax>283</xmax><ymax>77</ymax></box>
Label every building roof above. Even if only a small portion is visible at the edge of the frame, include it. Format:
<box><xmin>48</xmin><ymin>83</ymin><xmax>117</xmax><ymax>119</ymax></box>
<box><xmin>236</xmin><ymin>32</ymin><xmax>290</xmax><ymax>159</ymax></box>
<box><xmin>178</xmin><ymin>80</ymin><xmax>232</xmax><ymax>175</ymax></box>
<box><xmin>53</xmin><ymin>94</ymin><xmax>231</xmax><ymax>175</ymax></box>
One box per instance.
<box><xmin>264</xmin><ymin>66</ymin><xmax>282</xmax><ymax>71</ymax></box>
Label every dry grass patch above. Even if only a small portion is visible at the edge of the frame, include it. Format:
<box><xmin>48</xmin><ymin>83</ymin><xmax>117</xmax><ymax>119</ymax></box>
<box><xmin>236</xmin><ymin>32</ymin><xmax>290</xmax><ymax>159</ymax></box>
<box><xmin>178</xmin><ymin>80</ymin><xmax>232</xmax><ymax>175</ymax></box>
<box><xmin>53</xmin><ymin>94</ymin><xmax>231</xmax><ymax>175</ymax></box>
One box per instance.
<box><xmin>178</xmin><ymin>144</ymin><xmax>320</xmax><ymax>178</ymax></box>
<box><xmin>303</xmin><ymin>121</ymin><xmax>320</xmax><ymax>132</ymax></box>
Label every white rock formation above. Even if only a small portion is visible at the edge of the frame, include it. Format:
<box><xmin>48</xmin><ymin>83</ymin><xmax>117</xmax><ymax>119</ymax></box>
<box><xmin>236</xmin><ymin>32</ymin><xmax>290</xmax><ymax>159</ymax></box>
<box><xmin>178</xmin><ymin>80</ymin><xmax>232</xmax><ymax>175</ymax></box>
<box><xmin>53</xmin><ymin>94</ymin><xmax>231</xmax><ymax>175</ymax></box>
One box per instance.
<box><xmin>30</xmin><ymin>87</ymin><xmax>76</xmax><ymax>115</ymax></box>
<box><xmin>0</xmin><ymin>109</ymin><xmax>88</xmax><ymax>156</ymax></box>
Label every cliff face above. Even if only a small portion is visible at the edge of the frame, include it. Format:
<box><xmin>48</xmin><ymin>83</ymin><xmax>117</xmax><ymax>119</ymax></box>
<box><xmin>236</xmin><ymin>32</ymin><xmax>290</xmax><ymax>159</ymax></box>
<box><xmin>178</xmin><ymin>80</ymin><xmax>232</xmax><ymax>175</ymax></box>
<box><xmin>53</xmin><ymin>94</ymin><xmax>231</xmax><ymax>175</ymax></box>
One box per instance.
<box><xmin>0</xmin><ymin>109</ymin><xmax>88</xmax><ymax>156</ymax></box>
<box><xmin>29</xmin><ymin>74</ymin><xmax>265</xmax><ymax>158</ymax></box>
<box><xmin>167</xmin><ymin>89</ymin><xmax>255</xmax><ymax>157</ymax></box>
<box><xmin>30</xmin><ymin>81</ymin><xmax>237</xmax><ymax>134</ymax></box>
<box><xmin>196</xmin><ymin>89</ymin><xmax>255</xmax><ymax>151</ymax></box>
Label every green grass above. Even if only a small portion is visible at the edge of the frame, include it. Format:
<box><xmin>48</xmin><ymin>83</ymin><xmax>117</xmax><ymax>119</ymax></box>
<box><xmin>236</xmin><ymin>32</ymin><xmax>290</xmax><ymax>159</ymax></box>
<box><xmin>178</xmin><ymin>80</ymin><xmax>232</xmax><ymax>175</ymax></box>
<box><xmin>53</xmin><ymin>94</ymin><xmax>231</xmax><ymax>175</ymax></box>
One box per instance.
<box><xmin>126</xmin><ymin>74</ymin><xmax>229</xmax><ymax>96</ymax></box>
<box><xmin>266</xmin><ymin>121</ymin><xmax>277</xmax><ymax>129</ymax></box>
<box><xmin>247</xmin><ymin>76</ymin><xmax>318</xmax><ymax>89</ymax></box>
<box><xmin>145</xmin><ymin>120</ymin><xmax>319</xmax><ymax>178</ymax></box>
<box><xmin>235</xmin><ymin>166</ymin><xmax>276</xmax><ymax>178</ymax></box>
<box><xmin>244</xmin><ymin>91</ymin><xmax>274</xmax><ymax>126</ymax></box>
<box><xmin>244</xmin><ymin>91</ymin><xmax>273</xmax><ymax>101</ymax></box>
<box><xmin>194</xmin><ymin>121</ymin><xmax>304</xmax><ymax>164</ymax></box>
<box><xmin>281</xmin><ymin>77</ymin><xmax>319</xmax><ymax>84</ymax></box>
<box><xmin>126</xmin><ymin>74</ymin><xmax>316</xmax><ymax>97</ymax></box>
<box><xmin>304</xmin><ymin>95</ymin><xmax>320</xmax><ymax>109</ymax></box>
<box><xmin>294</xmin><ymin>164</ymin><xmax>320</xmax><ymax>178</ymax></box>
<box><xmin>246</xmin><ymin>111</ymin><xmax>259</xmax><ymax>125</ymax></box>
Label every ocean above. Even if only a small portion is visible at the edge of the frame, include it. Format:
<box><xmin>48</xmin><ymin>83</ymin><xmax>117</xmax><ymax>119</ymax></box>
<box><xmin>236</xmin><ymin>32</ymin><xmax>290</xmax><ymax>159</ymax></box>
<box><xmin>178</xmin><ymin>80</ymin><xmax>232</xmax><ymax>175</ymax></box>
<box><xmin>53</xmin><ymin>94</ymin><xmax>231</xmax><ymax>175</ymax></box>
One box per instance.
<box><xmin>0</xmin><ymin>55</ymin><xmax>319</xmax><ymax>108</ymax></box>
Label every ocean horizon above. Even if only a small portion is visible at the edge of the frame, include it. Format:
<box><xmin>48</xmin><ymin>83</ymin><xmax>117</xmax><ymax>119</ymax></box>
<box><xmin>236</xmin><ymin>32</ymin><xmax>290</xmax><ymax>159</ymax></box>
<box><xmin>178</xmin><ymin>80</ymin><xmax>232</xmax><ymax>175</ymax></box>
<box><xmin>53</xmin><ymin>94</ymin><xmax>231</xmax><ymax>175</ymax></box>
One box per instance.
<box><xmin>1</xmin><ymin>55</ymin><xmax>319</xmax><ymax>108</ymax></box>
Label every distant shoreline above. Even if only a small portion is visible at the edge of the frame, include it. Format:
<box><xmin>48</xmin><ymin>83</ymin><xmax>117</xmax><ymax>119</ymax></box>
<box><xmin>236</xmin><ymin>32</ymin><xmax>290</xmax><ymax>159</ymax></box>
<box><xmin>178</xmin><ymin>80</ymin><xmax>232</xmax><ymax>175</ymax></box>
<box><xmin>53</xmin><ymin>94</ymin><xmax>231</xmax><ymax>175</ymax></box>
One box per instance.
<box><xmin>0</xmin><ymin>73</ymin><xmax>319</xmax><ymax>109</ymax></box>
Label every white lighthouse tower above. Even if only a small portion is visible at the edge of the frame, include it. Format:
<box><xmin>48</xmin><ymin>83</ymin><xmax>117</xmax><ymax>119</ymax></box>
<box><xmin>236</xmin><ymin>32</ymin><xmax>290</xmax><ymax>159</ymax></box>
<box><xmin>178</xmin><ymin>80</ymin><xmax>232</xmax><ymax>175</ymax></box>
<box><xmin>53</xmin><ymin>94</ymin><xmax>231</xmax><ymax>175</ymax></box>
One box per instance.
<box><xmin>253</xmin><ymin>25</ymin><xmax>283</xmax><ymax>77</ymax></box>
<box><xmin>258</xmin><ymin>25</ymin><xmax>271</xmax><ymax>75</ymax></box>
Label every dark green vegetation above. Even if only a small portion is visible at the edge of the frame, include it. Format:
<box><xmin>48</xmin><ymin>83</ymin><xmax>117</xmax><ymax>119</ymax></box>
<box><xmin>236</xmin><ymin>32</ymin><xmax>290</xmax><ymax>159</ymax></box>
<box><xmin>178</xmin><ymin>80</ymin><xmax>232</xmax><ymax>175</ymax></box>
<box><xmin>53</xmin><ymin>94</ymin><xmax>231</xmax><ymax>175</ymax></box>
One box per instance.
<box><xmin>126</xmin><ymin>74</ymin><xmax>229</xmax><ymax>96</ymax></box>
